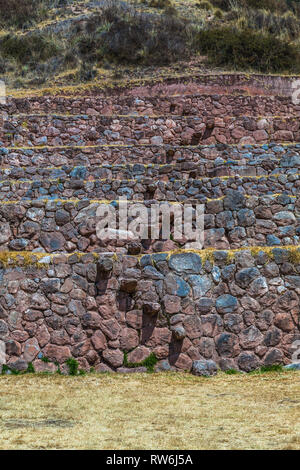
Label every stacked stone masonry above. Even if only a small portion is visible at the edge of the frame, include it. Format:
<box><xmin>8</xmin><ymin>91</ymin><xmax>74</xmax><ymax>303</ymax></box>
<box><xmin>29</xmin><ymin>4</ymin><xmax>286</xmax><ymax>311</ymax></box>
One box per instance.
<box><xmin>0</xmin><ymin>193</ymin><xmax>299</xmax><ymax>253</ymax></box>
<box><xmin>2</xmin><ymin>143</ymin><xmax>300</xmax><ymax>167</ymax></box>
<box><xmin>2</xmin><ymin>115</ymin><xmax>300</xmax><ymax>147</ymax></box>
<box><xmin>1</xmin><ymin>250</ymin><xmax>300</xmax><ymax>373</ymax></box>
<box><xmin>0</xmin><ymin>75</ymin><xmax>300</xmax><ymax>373</ymax></box>
<box><xmin>0</xmin><ymin>173</ymin><xmax>299</xmax><ymax>201</ymax></box>
<box><xmin>2</xmin><ymin>93</ymin><xmax>300</xmax><ymax>117</ymax></box>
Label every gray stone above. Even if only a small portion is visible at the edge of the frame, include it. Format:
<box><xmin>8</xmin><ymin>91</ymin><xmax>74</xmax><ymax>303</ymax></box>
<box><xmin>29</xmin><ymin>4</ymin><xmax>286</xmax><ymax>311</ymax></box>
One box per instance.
<box><xmin>169</xmin><ymin>253</ymin><xmax>202</xmax><ymax>274</ymax></box>
<box><xmin>284</xmin><ymin>363</ymin><xmax>300</xmax><ymax>370</ymax></box>
<box><xmin>192</xmin><ymin>360</ymin><xmax>218</xmax><ymax>377</ymax></box>
<box><xmin>237</xmin><ymin>352</ymin><xmax>259</xmax><ymax>372</ymax></box>
<box><xmin>188</xmin><ymin>275</ymin><xmax>211</xmax><ymax>299</ymax></box>
<box><xmin>171</xmin><ymin>326</ymin><xmax>186</xmax><ymax>340</ymax></box>
<box><xmin>216</xmin><ymin>294</ymin><xmax>238</xmax><ymax>314</ymax></box>
<box><xmin>235</xmin><ymin>267</ymin><xmax>260</xmax><ymax>289</ymax></box>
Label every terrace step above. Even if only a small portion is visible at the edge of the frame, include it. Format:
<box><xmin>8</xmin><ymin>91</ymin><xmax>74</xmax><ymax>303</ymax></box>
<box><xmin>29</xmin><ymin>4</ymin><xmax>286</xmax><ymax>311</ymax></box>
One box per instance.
<box><xmin>0</xmin><ymin>193</ymin><xmax>299</xmax><ymax>255</ymax></box>
<box><xmin>1</xmin><ymin>151</ymin><xmax>300</xmax><ymax>180</ymax></box>
<box><xmin>0</xmin><ymin>172</ymin><xmax>299</xmax><ymax>201</ymax></box>
<box><xmin>0</xmin><ymin>162</ymin><xmax>261</xmax><ymax>181</ymax></box>
<box><xmin>11</xmin><ymin>72</ymin><xmax>300</xmax><ymax>98</ymax></box>
<box><xmin>3</xmin><ymin>93</ymin><xmax>300</xmax><ymax>117</ymax></box>
<box><xmin>2</xmin><ymin>143</ymin><xmax>300</xmax><ymax>168</ymax></box>
<box><xmin>2</xmin><ymin>114</ymin><xmax>300</xmax><ymax>147</ymax></box>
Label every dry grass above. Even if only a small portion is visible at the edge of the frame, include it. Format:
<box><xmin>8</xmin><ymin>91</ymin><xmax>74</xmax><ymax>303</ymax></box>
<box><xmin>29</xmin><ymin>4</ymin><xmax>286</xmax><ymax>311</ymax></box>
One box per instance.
<box><xmin>0</xmin><ymin>371</ymin><xmax>299</xmax><ymax>450</ymax></box>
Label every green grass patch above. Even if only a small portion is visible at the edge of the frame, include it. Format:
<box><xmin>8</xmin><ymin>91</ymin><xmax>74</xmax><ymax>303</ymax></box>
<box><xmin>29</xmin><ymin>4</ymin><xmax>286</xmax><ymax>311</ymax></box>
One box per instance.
<box><xmin>124</xmin><ymin>352</ymin><xmax>158</xmax><ymax>372</ymax></box>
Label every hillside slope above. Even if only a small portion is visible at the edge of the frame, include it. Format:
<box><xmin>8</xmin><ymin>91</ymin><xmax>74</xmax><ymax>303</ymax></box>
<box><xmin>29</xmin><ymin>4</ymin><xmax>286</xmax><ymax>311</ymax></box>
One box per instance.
<box><xmin>0</xmin><ymin>0</ymin><xmax>300</xmax><ymax>93</ymax></box>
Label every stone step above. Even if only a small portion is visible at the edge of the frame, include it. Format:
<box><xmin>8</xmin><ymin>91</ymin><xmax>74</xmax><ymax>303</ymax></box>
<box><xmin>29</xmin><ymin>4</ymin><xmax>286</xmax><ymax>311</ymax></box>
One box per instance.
<box><xmin>0</xmin><ymin>193</ymin><xmax>299</xmax><ymax>254</ymax></box>
<box><xmin>0</xmin><ymin>171</ymin><xmax>299</xmax><ymax>201</ymax></box>
<box><xmin>2</xmin><ymin>142</ymin><xmax>300</xmax><ymax>168</ymax></box>
<box><xmin>1</xmin><ymin>245</ymin><xmax>299</xmax><ymax>372</ymax></box>
<box><xmin>11</xmin><ymin>72</ymin><xmax>299</xmax><ymax>100</ymax></box>
<box><xmin>2</xmin><ymin>115</ymin><xmax>300</xmax><ymax>147</ymax></box>
<box><xmin>3</xmin><ymin>93</ymin><xmax>300</xmax><ymax>117</ymax></box>
<box><xmin>1</xmin><ymin>151</ymin><xmax>300</xmax><ymax>182</ymax></box>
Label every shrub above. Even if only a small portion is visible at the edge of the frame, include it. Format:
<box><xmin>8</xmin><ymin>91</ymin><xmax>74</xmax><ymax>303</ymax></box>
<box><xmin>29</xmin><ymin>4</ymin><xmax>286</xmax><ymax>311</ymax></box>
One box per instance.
<box><xmin>210</xmin><ymin>0</ymin><xmax>231</xmax><ymax>10</ymax></box>
<box><xmin>81</xmin><ymin>8</ymin><xmax>192</xmax><ymax>66</ymax></box>
<box><xmin>197</xmin><ymin>27</ymin><xmax>300</xmax><ymax>73</ymax></box>
<box><xmin>288</xmin><ymin>0</ymin><xmax>300</xmax><ymax>16</ymax></box>
<box><xmin>0</xmin><ymin>0</ymin><xmax>47</xmax><ymax>28</ymax></box>
<box><xmin>0</xmin><ymin>34</ymin><xmax>60</xmax><ymax>65</ymax></box>
<box><xmin>77</xmin><ymin>62</ymin><xmax>97</xmax><ymax>82</ymax></box>
<box><xmin>243</xmin><ymin>0</ymin><xmax>289</xmax><ymax>13</ymax></box>
<box><xmin>124</xmin><ymin>352</ymin><xmax>158</xmax><ymax>372</ymax></box>
<box><xmin>225</xmin><ymin>368</ymin><xmax>240</xmax><ymax>375</ymax></box>
<box><xmin>214</xmin><ymin>8</ymin><xmax>224</xmax><ymax>18</ymax></box>
<box><xmin>149</xmin><ymin>0</ymin><xmax>172</xmax><ymax>8</ymax></box>
<box><xmin>235</xmin><ymin>9</ymin><xmax>300</xmax><ymax>39</ymax></box>
<box><xmin>259</xmin><ymin>364</ymin><xmax>284</xmax><ymax>373</ymax></box>
<box><xmin>196</xmin><ymin>1</ymin><xmax>214</xmax><ymax>10</ymax></box>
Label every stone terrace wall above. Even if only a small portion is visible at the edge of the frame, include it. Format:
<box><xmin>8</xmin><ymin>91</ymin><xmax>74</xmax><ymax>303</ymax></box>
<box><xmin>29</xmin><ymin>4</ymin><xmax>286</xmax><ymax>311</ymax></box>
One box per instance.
<box><xmin>1</xmin><ymin>249</ymin><xmax>300</xmax><ymax>373</ymax></box>
<box><xmin>2</xmin><ymin>115</ymin><xmax>300</xmax><ymax>147</ymax></box>
<box><xmin>2</xmin><ymin>149</ymin><xmax>300</xmax><ymax>180</ymax></box>
<box><xmin>116</xmin><ymin>73</ymin><xmax>300</xmax><ymax>97</ymax></box>
<box><xmin>2</xmin><ymin>143</ymin><xmax>300</xmax><ymax>168</ymax></box>
<box><xmin>2</xmin><ymin>93</ymin><xmax>299</xmax><ymax>117</ymax></box>
<box><xmin>7</xmin><ymin>73</ymin><xmax>295</xmax><ymax>98</ymax></box>
<box><xmin>0</xmin><ymin>173</ymin><xmax>300</xmax><ymax>202</ymax></box>
<box><xmin>0</xmin><ymin>193</ymin><xmax>299</xmax><ymax>254</ymax></box>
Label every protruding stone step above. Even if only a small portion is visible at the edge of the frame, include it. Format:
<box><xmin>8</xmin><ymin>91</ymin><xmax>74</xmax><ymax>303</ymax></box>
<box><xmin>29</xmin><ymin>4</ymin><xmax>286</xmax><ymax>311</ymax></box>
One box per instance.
<box><xmin>0</xmin><ymin>193</ymin><xmax>299</xmax><ymax>254</ymax></box>
<box><xmin>3</xmin><ymin>92</ymin><xmax>300</xmax><ymax>117</ymax></box>
<box><xmin>2</xmin><ymin>143</ymin><xmax>300</xmax><ymax>168</ymax></box>
<box><xmin>0</xmin><ymin>171</ymin><xmax>299</xmax><ymax>201</ymax></box>
<box><xmin>2</xmin><ymin>115</ymin><xmax>300</xmax><ymax>147</ymax></box>
<box><xmin>0</xmin><ymin>152</ymin><xmax>299</xmax><ymax>183</ymax></box>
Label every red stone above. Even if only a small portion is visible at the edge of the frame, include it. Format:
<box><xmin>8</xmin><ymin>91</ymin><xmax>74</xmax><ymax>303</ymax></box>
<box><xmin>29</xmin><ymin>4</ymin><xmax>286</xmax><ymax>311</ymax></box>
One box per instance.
<box><xmin>102</xmin><ymin>348</ymin><xmax>124</xmax><ymax>368</ymax></box>
<box><xmin>23</xmin><ymin>338</ymin><xmax>40</xmax><ymax>362</ymax></box>
<box><xmin>119</xmin><ymin>328</ymin><xmax>139</xmax><ymax>351</ymax></box>
<box><xmin>43</xmin><ymin>344</ymin><xmax>71</xmax><ymax>363</ymax></box>
<box><xmin>128</xmin><ymin>346</ymin><xmax>151</xmax><ymax>363</ymax></box>
<box><xmin>33</xmin><ymin>360</ymin><xmax>57</xmax><ymax>373</ymax></box>
<box><xmin>91</xmin><ymin>331</ymin><xmax>107</xmax><ymax>351</ymax></box>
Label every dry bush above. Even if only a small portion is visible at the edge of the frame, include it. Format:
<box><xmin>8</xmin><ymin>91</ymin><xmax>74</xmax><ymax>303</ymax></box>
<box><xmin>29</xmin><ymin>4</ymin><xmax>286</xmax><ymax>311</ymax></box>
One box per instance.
<box><xmin>72</xmin><ymin>4</ymin><xmax>192</xmax><ymax>66</ymax></box>
<box><xmin>238</xmin><ymin>9</ymin><xmax>300</xmax><ymax>39</ymax></box>
<box><xmin>197</xmin><ymin>27</ymin><xmax>300</xmax><ymax>73</ymax></box>
<box><xmin>0</xmin><ymin>0</ymin><xmax>47</xmax><ymax>28</ymax></box>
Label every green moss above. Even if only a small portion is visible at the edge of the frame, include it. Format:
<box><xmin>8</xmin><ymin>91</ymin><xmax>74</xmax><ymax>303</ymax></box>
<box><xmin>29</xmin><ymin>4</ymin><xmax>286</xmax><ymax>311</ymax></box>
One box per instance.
<box><xmin>1</xmin><ymin>365</ymin><xmax>21</xmax><ymax>375</ymax></box>
<box><xmin>1</xmin><ymin>364</ymin><xmax>10</xmax><ymax>375</ymax></box>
